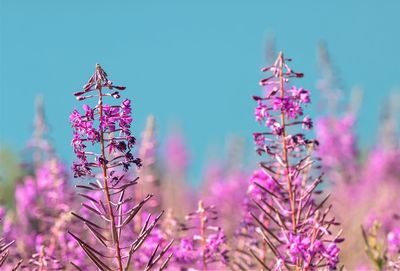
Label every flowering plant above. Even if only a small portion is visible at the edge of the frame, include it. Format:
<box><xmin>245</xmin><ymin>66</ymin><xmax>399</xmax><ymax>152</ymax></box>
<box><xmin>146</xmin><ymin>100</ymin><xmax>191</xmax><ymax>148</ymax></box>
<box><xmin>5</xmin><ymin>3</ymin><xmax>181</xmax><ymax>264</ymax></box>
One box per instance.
<box><xmin>173</xmin><ymin>200</ymin><xmax>229</xmax><ymax>270</ymax></box>
<box><xmin>69</xmin><ymin>64</ymin><xmax>171</xmax><ymax>270</ymax></box>
<box><xmin>247</xmin><ymin>52</ymin><xmax>343</xmax><ymax>270</ymax></box>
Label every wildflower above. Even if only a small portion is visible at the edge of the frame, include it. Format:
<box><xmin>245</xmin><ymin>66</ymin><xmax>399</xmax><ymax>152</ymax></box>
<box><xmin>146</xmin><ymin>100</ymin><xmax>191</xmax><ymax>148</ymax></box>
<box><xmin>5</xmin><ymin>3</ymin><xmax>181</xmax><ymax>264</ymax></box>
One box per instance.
<box><xmin>173</xmin><ymin>201</ymin><xmax>229</xmax><ymax>269</ymax></box>
<box><xmin>388</xmin><ymin>228</ymin><xmax>400</xmax><ymax>254</ymax></box>
<box><xmin>246</xmin><ymin>52</ymin><xmax>343</xmax><ymax>270</ymax></box>
<box><xmin>302</xmin><ymin>115</ymin><xmax>313</xmax><ymax>130</ymax></box>
<box><xmin>69</xmin><ymin>64</ymin><xmax>171</xmax><ymax>270</ymax></box>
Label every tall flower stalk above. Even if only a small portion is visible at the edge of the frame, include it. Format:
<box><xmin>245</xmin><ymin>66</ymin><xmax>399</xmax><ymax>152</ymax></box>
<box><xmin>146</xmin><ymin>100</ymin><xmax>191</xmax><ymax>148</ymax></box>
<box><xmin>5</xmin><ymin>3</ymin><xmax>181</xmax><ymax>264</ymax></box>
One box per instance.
<box><xmin>135</xmin><ymin>115</ymin><xmax>161</xmax><ymax>231</ymax></box>
<box><xmin>26</xmin><ymin>96</ymin><xmax>54</xmax><ymax>168</ymax></box>
<box><xmin>69</xmin><ymin>64</ymin><xmax>171</xmax><ymax>270</ymax></box>
<box><xmin>315</xmin><ymin>43</ymin><xmax>358</xmax><ymax>185</ymax></box>
<box><xmin>161</xmin><ymin>131</ymin><xmax>193</xmax><ymax>218</ymax></box>
<box><xmin>250</xmin><ymin>52</ymin><xmax>343</xmax><ymax>270</ymax></box>
<box><xmin>172</xmin><ymin>200</ymin><xmax>229</xmax><ymax>270</ymax></box>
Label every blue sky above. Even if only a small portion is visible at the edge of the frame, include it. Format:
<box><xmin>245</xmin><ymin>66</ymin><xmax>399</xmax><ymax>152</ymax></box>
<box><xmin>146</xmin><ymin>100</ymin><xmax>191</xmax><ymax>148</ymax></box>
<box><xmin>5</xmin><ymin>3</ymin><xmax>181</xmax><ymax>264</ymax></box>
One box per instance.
<box><xmin>1</xmin><ymin>1</ymin><xmax>399</xmax><ymax>182</ymax></box>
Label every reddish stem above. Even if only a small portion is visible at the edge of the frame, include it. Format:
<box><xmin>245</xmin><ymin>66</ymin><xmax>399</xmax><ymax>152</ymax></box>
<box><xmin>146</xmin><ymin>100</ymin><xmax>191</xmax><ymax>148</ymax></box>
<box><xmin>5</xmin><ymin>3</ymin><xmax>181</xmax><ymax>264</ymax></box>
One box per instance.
<box><xmin>277</xmin><ymin>52</ymin><xmax>297</xmax><ymax>233</ymax></box>
<box><xmin>97</xmin><ymin>78</ymin><xmax>124</xmax><ymax>271</ymax></box>
<box><xmin>199</xmin><ymin>200</ymin><xmax>207</xmax><ymax>271</ymax></box>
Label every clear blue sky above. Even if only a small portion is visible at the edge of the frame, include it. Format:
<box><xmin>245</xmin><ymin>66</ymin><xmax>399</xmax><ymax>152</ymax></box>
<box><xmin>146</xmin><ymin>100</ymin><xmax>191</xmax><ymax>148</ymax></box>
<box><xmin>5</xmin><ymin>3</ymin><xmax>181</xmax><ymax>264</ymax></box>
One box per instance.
<box><xmin>1</xmin><ymin>1</ymin><xmax>399</xmax><ymax>182</ymax></box>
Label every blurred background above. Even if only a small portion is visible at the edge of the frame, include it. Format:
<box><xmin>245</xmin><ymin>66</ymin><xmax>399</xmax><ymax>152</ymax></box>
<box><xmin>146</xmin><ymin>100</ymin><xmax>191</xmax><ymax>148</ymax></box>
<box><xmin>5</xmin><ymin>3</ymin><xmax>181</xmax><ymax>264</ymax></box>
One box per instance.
<box><xmin>1</xmin><ymin>1</ymin><xmax>400</xmax><ymax>268</ymax></box>
<box><xmin>1</xmin><ymin>0</ymin><xmax>399</xmax><ymax>183</ymax></box>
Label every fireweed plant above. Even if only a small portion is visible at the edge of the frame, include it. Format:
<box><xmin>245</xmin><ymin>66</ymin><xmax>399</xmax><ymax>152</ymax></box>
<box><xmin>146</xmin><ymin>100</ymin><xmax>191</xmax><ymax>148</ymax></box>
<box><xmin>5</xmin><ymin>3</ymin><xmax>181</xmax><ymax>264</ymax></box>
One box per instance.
<box><xmin>161</xmin><ymin>131</ymin><xmax>194</xmax><ymax>220</ymax></box>
<box><xmin>357</xmin><ymin>100</ymin><xmax>400</xmax><ymax>270</ymax></box>
<box><xmin>136</xmin><ymin>115</ymin><xmax>162</xmax><ymax>217</ymax></box>
<box><xmin>248</xmin><ymin>52</ymin><xmax>343</xmax><ymax>270</ymax></box>
<box><xmin>173</xmin><ymin>200</ymin><xmax>229</xmax><ymax>270</ymax></box>
<box><xmin>361</xmin><ymin>220</ymin><xmax>400</xmax><ymax>270</ymax></box>
<box><xmin>25</xmin><ymin>96</ymin><xmax>55</xmax><ymax>169</ymax></box>
<box><xmin>128</xmin><ymin>116</ymin><xmax>173</xmax><ymax>269</ymax></box>
<box><xmin>14</xmin><ymin>160</ymin><xmax>77</xmax><ymax>268</ymax></box>
<box><xmin>315</xmin><ymin>43</ymin><xmax>358</xmax><ymax>186</ymax></box>
<box><xmin>0</xmin><ymin>98</ymin><xmax>85</xmax><ymax>270</ymax></box>
<box><xmin>69</xmin><ymin>64</ymin><xmax>172</xmax><ymax>270</ymax></box>
<box><xmin>0</xmin><ymin>221</ymin><xmax>13</xmax><ymax>268</ymax></box>
<box><xmin>314</xmin><ymin>44</ymin><xmax>400</xmax><ymax>269</ymax></box>
<box><xmin>201</xmin><ymin>162</ymin><xmax>248</xmax><ymax>239</ymax></box>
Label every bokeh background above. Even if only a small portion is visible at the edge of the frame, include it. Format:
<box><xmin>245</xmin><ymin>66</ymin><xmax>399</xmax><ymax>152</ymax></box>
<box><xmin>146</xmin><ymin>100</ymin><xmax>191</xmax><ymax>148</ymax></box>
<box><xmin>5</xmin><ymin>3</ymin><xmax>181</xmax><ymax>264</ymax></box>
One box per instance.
<box><xmin>1</xmin><ymin>0</ymin><xmax>399</xmax><ymax>184</ymax></box>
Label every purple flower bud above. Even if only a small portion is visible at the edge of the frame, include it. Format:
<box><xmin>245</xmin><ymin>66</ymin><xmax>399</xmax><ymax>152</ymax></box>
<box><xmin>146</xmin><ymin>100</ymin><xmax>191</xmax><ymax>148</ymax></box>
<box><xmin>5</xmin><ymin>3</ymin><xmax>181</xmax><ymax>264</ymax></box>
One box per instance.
<box><xmin>77</xmin><ymin>96</ymin><xmax>87</xmax><ymax>101</ymax></box>
<box><xmin>111</xmin><ymin>91</ymin><xmax>120</xmax><ymax>99</ymax></box>
<box><xmin>388</xmin><ymin>228</ymin><xmax>400</xmax><ymax>254</ymax></box>
<box><xmin>302</xmin><ymin>115</ymin><xmax>313</xmax><ymax>130</ymax></box>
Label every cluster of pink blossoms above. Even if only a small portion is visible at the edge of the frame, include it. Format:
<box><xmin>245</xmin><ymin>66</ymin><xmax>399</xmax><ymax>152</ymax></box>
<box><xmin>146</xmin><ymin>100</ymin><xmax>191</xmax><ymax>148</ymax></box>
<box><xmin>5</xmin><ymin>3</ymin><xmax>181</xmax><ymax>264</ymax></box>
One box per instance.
<box><xmin>70</xmin><ymin>65</ymin><xmax>140</xmax><ymax>178</ymax></box>
<box><xmin>241</xmin><ymin>52</ymin><xmax>343</xmax><ymax>270</ymax></box>
<box><xmin>67</xmin><ymin>64</ymin><xmax>171</xmax><ymax>270</ymax></box>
